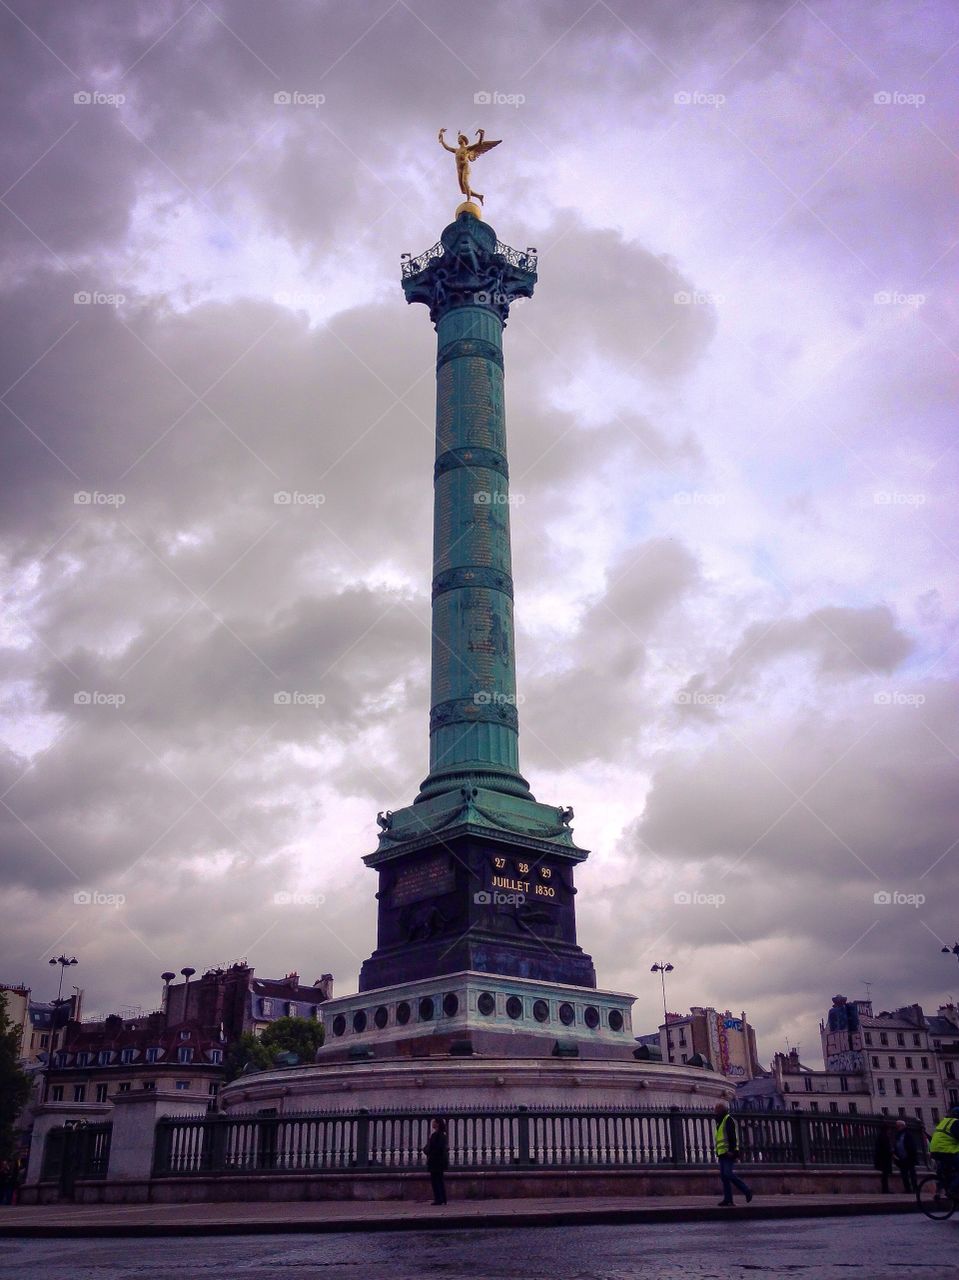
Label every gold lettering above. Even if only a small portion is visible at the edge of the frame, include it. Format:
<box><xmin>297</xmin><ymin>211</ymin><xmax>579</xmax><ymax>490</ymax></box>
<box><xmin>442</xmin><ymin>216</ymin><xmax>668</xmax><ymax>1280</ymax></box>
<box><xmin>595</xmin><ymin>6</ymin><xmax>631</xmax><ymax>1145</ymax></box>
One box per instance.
<box><xmin>535</xmin><ymin>884</ymin><xmax>556</xmax><ymax>898</ymax></box>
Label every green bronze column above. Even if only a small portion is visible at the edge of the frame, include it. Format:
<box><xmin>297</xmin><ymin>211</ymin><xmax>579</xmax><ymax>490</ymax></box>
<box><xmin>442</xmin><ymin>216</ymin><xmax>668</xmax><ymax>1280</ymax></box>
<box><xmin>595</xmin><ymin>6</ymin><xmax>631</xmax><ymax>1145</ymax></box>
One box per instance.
<box><xmin>402</xmin><ymin>210</ymin><xmax>537</xmax><ymax>801</ymax></box>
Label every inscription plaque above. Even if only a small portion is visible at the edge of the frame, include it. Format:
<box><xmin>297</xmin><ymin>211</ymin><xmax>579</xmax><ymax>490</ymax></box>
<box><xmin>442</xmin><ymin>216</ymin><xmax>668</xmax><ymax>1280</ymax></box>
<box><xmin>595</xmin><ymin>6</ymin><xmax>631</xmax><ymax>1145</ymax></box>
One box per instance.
<box><xmin>391</xmin><ymin>854</ymin><xmax>455</xmax><ymax>907</ymax></box>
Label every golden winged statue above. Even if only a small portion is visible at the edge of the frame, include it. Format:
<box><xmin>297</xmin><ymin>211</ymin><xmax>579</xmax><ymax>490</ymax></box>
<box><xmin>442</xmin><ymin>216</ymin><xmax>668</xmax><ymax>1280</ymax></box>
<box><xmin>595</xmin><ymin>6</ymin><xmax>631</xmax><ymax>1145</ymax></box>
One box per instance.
<box><xmin>438</xmin><ymin>128</ymin><xmax>501</xmax><ymax>206</ymax></box>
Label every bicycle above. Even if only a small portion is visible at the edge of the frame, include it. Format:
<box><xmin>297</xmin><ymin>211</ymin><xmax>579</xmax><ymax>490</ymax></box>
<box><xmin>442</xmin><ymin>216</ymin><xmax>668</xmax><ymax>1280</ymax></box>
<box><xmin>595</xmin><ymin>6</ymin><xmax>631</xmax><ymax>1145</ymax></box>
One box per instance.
<box><xmin>916</xmin><ymin>1170</ymin><xmax>958</xmax><ymax>1220</ymax></box>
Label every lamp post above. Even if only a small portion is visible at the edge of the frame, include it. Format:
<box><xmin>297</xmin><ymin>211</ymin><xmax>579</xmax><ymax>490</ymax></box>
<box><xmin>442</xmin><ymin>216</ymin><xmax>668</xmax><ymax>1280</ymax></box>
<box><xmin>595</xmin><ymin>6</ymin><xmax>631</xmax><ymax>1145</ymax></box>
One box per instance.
<box><xmin>45</xmin><ymin>955</ymin><xmax>78</xmax><ymax>1102</ymax></box>
<box><xmin>650</xmin><ymin>961</ymin><xmax>674</xmax><ymax>1058</ymax></box>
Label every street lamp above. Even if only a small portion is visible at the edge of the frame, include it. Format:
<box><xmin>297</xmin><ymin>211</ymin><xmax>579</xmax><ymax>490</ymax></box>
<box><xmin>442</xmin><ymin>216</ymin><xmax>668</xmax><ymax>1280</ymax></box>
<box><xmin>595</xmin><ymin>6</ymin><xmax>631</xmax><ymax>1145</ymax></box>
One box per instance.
<box><xmin>650</xmin><ymin>961</ymin><xmax>674</xmax><ymax>1048</ymax></box>
<box><xmin>45</xmin><ymin>955</ymin><xmax>78</xmax><ymax>1102</ymax></box>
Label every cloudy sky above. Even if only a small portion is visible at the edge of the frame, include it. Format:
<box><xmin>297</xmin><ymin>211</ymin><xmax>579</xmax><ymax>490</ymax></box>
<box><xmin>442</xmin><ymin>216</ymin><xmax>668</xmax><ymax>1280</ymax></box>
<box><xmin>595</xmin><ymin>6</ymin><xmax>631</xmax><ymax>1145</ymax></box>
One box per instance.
<box><xmin>1</xmin><ymin>0</ymin><xmax>956</xmax><ymax>1064</ymax></box>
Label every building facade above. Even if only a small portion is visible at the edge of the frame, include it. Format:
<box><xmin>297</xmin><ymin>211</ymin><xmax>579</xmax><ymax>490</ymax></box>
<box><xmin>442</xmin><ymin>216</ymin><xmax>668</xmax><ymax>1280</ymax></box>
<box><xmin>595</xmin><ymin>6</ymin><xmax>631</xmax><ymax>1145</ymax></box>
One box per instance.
<box><xmin>659</xmin><ymin>1007</ymin><xmax>761</xmax><ymax>1081</ymax></box>
<box><xmin>820</xmin><ymin>994</ymin><xmax>945</xmax><ymax>1130</ymax></box>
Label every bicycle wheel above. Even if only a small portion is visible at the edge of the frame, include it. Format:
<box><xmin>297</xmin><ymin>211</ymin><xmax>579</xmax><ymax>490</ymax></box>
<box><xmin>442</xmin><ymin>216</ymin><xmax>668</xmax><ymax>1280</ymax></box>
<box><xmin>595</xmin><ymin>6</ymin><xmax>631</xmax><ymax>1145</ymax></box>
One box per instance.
<box><xmin>916</xmin><ymin>1173</ymin><xmax>957</xmax><ymax>1220</ymax></box>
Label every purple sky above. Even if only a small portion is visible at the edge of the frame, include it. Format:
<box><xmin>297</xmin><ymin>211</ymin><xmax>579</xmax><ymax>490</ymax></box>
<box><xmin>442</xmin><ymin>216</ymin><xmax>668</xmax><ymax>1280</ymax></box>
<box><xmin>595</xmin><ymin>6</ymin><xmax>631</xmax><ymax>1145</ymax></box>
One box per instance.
<box><xmin>1</xmin><ymin>0</ymin><xmax>957</xmax><ymax>1064</ymax></box>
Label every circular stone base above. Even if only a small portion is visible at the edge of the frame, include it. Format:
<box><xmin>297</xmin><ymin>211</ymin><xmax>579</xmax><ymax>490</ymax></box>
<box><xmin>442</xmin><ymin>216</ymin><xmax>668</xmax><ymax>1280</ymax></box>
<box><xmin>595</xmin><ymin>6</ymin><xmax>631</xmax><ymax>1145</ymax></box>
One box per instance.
<box><xmin>455</xmin><ymin>201</ymin><xmax>483</xmax><ymax>220</ymax></box>
<box><xmin>219</xmin><ymin>1055</ymin><xmax>733</xmax><ymax>1115</ymax></box>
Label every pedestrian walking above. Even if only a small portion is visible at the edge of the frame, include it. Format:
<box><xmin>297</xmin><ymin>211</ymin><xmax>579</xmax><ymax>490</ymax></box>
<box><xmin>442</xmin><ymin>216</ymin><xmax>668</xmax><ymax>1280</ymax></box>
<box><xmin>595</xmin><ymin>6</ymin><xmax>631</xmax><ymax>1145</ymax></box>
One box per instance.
<box><xmin>893</xmin><ymin>1120</ymin><xmax>919</xmax><ymax>1193</ymax></box>
<box><xmin>873</xmin><ymin>1122</ymin><xmax>894</xmax><ymax>1194</ymax></box>
<box><xmin>423</xmin><ymin>1117</ymin><xmax>449</xmax><ymax>1205</ymax></box>
<box><xmin>713</xmin><ymin>1102</ymin><xmax>753</xmax><ymax>1207</ymax></box>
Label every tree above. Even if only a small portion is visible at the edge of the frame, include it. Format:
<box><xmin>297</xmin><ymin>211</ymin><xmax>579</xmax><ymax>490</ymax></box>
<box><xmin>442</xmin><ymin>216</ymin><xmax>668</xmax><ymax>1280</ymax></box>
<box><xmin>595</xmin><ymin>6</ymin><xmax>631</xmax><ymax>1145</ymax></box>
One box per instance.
<box><xmin>223</xmin><ymin>1033</ymin><xmax>273</xmax><ymax>1083</ymax></box>
<box><xmin>0</xmin><ymin>991</ymin><xmax>30</xmax><ymax>1164</ymax></box>
<box><xmin>260</xmin><ymin>1015</ymin><xmax>325</xmax><ymax>1064</ymax></box>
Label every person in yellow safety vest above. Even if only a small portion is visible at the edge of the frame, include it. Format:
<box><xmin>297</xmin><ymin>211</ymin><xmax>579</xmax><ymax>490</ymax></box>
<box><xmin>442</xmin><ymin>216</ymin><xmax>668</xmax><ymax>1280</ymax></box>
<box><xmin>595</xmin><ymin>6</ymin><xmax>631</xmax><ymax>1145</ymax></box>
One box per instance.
<box><xmin>714</xmin><ymin>1102</ymin><xmax>754</xmax><ymax>1207</ymax></box>
<box><xmin>929</xmin><ymin>1108</ymin><xmax>959</xmax><ymax>1193</ymax></box>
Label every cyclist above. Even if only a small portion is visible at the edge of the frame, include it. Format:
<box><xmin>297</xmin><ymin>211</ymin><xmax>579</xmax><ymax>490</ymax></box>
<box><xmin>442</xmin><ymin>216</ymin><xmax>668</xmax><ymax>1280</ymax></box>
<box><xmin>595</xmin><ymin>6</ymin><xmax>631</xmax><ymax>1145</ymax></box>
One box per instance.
<box><xmin>928</xmin><ymin>1106</ymin><xmax>959</xmax><ymax>1193</ymax></box>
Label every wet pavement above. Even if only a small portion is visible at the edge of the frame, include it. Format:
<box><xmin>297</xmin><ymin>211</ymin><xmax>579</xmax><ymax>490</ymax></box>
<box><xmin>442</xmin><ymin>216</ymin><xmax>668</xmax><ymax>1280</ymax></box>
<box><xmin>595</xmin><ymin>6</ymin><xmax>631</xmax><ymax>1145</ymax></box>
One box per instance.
<box><xmin>1</xmin><ymin>1214</ymin><xmax>956</xmax><ymax>1280</ymax></box>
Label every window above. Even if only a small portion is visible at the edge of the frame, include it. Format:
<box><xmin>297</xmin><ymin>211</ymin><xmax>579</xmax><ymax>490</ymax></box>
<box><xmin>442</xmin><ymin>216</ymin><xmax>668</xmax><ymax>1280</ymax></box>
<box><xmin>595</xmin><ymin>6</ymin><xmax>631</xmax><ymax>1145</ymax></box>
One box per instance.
<box><xmin>791</xmin><ymin>1102</ymin><xmax>800</xmax><ymax>1111</ymax></box>
<box><xmin>840</xmin><ymin>1076</ymin><xmax>849</xmax><ymax>1093</ymax></box>
<box><xmin>209</xmin><ymin>1049</ymin><xmax>223</xmax><ymax>1065</ymax></box>
<box><xmin>40</xmin><ymin>1033</ymin><xmax>49</xmax><ymax>1048</ymax></box>
<box><xmin>898</xmin><ymin>1106</ymin><xmax>906</xmax><ymax>1118</ymax></box>
<box><xmin>829</xmin><ymin>1102</ymin><xmax>838</xmax><ymax>1113</ymax></box>
<box><xmin>810</xmin><ymin>1102</ymin><xmax>819</xmax><ymax>1113</ymax></box>
<box><xmin>928</xmin><ymin>1079</ymin><xmax>937</xmax><ymax>1096</ymax></box>
<box><xmin>865</xmin><ymin>1033</ymin><xmax>873</xmax><ymax>1046</ymax></box>
<box><xmin>871</xmin><ymin>1056</ymin><xmax>879</xmax><ymax>1068</ymax></box>
<box><xmin>117</xmin><ymin>1082</ymin><xmax>131</xmax><ymax>1093</ymax></box>
<box><xmin>804</xmin><ymin>1077</ymin><xmax>813</xmax><ymax>1092</ymax></box>
<box><xmin>261</xmin><ymin>999</ymin><xmax>273</xmax><ymax>1016</ymax></box>
<box><xmin>54</xmin><ymin>1051</ymin><xmax>67</xmax><ymax>1068</ymax></box>
<box><xmin>175</xmin><ymin>1081</ymin><xmax>190</xmax><ymax>1090</ymax></box>
<box><xmin>950</xmin><ymin>1089</ymin><xmax>959</xmax><ymax>1108</ymax></box>
<box><xmin>146</xmin><ymin>1047</ymin><xmax>160</xmax><ymax>1063</ymax></box>
<box><xmin>287</xmin><ymin>1002</ymin><xmax>297</xmax><ymax>1017</ymax></box>
<box><xmin>679</xmin><ymin>1033</ymin><xmax>686</xmax><ymax>1046</ymax></box>
<box><xmin>896</xmin><ymin>1033</ymin><xmax>905</xmax><ymax>1047</ymax></box>
<box><xmin>143</xmin><ymin>1081</ymin><xmax>156</xmax><ymax>1091</ymax></box>
<box><xmin>73</xmin><ymin>1085</ymin><xmax>86</xmax><ymax>1102</ymax></box>
<box><xmin>932</xmin><ymin>1108</ymin><xmax>940</xmax><ymax>1122</ymax></box>
<box><xmin>849</xmin><ymin>1103</ymin><xmax>858</xmax><ymax>1115</ymax></box>
<box><xmin>894</xmin><ymin>1079</ymin><xmax>903</xmax><ymax>1096</ymax></box>
<box><xmin>98</xmin><ymin>1050</ymin><xmax>111</xmax><ymax>1066</ymax></box>
<box><xmin>913</xmin><ymin>1034</ymin><xmax>921</xmax><ymax>1047</ymax></box>
<box><xmin>51</xmin><ymin>1085</ymin><xmax>64</xmax><ymax>1102</ymax></box>
<box><xmin>888</xmin><ymin>1058</ymin><xmax>896</xmax><ymax>1069</ymax></box>
<box><xmin>910</xmin><ymin>1079</ymin><xmax>920</xmax><ymax>1097</ymax></box>
<box><xmin>921</xmin><ymin>1057</ymin><xmax>929</xmax><ymax>1069</ymax></box>
<box><xmin>76</xmin><ymin>1051</ymin><xmax>90</xmax><ymax>1067</ymax></box>
<box><xmin>179</xmin><ymin>1029</ymin><xmax>190</xmax><ymax>1040</ymax></box>
<box><xmin>95</xmin><ymin>1084</ymin><xmax>108</xmax><ymax>1103</ymax></box>
<box><xmin>905</xmin><ymin>1057</ymin><xmax>913</xmax><ymax>1069</ymax></box>
<box><xmin>208</xmin><ymin>1082</ymin><xmax>218</xmax><ymax>1096</ymax></box>
<box><xmin>681</xmin><ymin>1053</ymin><xmax>687</xmax><ymax>1064</ymax></box>
<box><xmin>880</xmin><ymin>1032</ymin><xmax>888</xmax><ymax>1046</ymax></box>
<box><xmin>877</xmin><ymin>1079</ymin><xmax>886</xmax><ymax>1095</ymax></box>
<box><xmin>178</xmin><ymin>1046</ymin><xmax>193</xmax><ymax>1063</ymax></box>
<box><xmin>881</xmin><ymin>1106</ymin><xmax>889</xmax><ymax>1116</ymax></box>
<box><xmin>121</xmin><ymin>1048</ymin><xmax>134</xmax><ymax>1064</ymax></box>
<box><xmin>946</xmin><ymin>1063</ymin><xmax>956</xmax><ymax>1080</ymax></box>
<box><xmin>916</xmin><ymin>1108</ymin><xmax>923</xmax><ymax>1120</ymax></box>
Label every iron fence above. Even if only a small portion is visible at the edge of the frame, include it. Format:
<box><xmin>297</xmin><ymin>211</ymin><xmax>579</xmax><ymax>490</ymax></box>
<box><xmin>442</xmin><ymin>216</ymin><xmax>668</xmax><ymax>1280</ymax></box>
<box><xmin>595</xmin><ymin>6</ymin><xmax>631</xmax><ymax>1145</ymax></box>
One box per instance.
<box><xmin>152</xmin><ymin>1106</ymin><xmax>905</xmax><ymax>1178</ymax></box>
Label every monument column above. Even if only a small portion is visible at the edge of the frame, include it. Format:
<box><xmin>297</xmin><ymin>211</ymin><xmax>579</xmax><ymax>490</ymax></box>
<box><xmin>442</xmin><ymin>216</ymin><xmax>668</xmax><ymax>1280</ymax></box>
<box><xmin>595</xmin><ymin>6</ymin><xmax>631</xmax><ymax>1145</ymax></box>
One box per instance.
<box><xmin>403</xmin><ymin>210</ymin><xmax>537</xmax><ymax>802</ymax></box>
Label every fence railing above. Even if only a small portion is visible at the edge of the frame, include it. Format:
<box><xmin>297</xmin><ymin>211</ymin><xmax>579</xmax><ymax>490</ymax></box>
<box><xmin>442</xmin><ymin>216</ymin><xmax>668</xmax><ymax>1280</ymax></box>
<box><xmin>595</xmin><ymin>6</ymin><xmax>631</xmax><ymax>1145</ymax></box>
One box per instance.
<box><xmin>152</xmin><ymin>1106</ymin><xmax>904</xmax><ymax>1178</ymax></box>
<box><xmin>41</xmin><ymin>1122</ymin><xmax>112</xmax><ymax>1191</ymax></box>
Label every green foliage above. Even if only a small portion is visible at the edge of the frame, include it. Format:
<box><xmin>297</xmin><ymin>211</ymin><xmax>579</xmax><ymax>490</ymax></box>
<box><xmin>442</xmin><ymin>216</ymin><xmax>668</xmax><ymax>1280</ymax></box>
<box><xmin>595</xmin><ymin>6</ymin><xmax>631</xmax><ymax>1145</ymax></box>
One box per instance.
<box><xmin>223</xmin><ymin>1033</ymin><xmax>272</xmax><ymax>1083</ymax></box>
<box><xmin>0</xmin><ymin>992</ymin><xmax>31</xmax><ymax>1163</ymax></box>
<box><xmin>260</xmin><ymin>1015</ymin><xmax>325</xmax><ymax>1064</ymax></box>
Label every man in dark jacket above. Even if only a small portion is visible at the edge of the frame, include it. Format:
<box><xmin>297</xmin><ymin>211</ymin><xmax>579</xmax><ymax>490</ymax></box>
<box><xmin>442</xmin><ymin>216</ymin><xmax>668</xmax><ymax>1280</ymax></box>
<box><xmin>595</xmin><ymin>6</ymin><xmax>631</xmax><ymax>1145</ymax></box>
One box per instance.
<box><xmin>873</xmin><ymin>1123</ymin><xmax>894</xmax><ymax>1193</ymax></box>
<box><xmin>893</xmin><ymin>1120</ymin><xmax>919</xmax><ymax>1193</ymax></box>
<box><xmin>423</xmin><ymin>1117</ymin><xmax>449</xmax><ymax>1205</ymax></box>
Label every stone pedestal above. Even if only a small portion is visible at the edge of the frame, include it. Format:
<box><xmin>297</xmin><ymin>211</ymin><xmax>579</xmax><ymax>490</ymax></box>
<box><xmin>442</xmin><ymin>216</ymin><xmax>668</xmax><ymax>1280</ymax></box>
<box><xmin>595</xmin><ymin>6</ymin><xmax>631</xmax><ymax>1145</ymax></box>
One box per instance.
<box><xmin>107</xmin><ymin>1090</ymin><xmax>209</xmax><ymax>1181</ymax></box>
